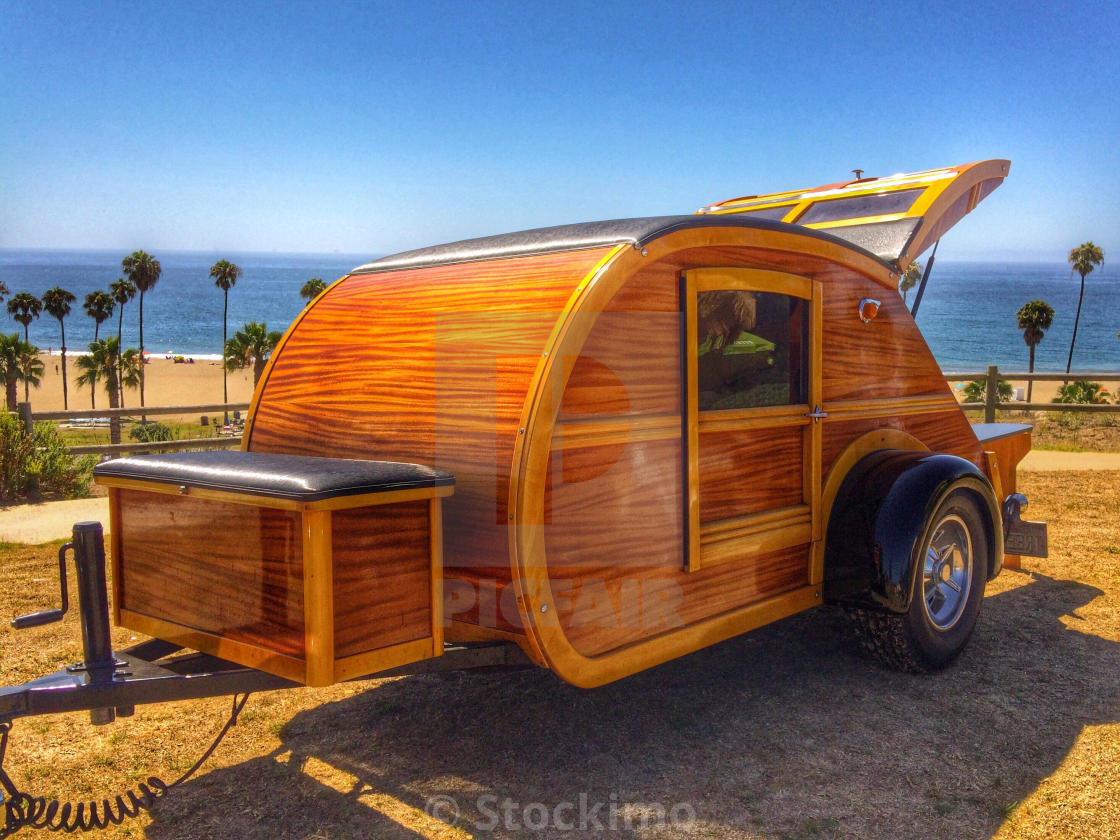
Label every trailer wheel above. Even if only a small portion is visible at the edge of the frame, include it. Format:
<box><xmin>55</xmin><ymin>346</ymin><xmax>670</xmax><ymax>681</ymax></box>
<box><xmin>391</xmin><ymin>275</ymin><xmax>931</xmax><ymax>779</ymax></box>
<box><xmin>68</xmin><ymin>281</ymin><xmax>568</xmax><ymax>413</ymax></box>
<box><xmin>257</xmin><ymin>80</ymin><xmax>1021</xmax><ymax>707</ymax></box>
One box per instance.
<box><xmin>849</xmin><ymin>487</ymin><xmax>989</xmax><ymax>672</ymax></box>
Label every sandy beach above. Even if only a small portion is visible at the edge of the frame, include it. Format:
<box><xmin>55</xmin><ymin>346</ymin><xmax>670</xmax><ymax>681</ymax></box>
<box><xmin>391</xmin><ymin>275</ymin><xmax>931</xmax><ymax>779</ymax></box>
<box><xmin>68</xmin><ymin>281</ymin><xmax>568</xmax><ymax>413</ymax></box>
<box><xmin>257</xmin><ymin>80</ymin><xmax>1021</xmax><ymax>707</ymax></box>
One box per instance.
<box><xmin>29</xmin><ymin>353</ymin><xmax>257</xmax><ymax>416</ymax></box>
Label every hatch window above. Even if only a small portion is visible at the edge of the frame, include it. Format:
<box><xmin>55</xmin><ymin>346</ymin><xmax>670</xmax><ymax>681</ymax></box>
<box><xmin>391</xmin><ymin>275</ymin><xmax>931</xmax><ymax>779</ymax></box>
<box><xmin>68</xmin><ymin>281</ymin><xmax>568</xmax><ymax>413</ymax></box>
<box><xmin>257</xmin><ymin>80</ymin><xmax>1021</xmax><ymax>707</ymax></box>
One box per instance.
<box><xmin>795</xmin><ymin>187</ymin><xmax>925</xmax><ymax>224</ymax></box>
<box><xmin>738</xmin><ymin>205</ymin><xmax>797</xmax><ymax>221</ymax></box>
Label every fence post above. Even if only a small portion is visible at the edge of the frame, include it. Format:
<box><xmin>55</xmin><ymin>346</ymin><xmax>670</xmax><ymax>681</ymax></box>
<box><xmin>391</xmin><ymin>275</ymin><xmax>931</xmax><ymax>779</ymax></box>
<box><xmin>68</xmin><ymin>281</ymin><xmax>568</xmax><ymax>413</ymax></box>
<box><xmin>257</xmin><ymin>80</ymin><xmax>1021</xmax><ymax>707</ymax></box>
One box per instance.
<box><xmin>17</xmin><ymin>402</ymin><xmax>34</xmax><ymax>434</ymax></box>
<box><xmin>985</xmin><ymin>365</ymin><xmax>999</xmax><ymax>424</ymax></box>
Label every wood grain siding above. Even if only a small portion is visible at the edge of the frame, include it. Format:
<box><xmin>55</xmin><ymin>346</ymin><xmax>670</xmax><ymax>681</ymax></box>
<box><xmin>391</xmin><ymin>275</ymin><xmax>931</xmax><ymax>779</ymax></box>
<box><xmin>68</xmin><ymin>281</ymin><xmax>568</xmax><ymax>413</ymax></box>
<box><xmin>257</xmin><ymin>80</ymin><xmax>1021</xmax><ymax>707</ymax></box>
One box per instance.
<box><xmin>116</xmin><ymin>490</ymin><xmax>305</xmax><ymax>655</ymax></box>
<box><xmin>543</xmin><ymin>434</ymin><xmax>807</xmax><ymax>656</ymax></box>
<box><xmin>331</xmin><ymin>502</ymin><xmax>432</xmax><ymax>658</ymax></box>
<box><xmin>545</xmin><ymin>437</ymin><xmax>684</xmax><ymax>571</ymax></box>
<box><xmin>821</xmin><ymin>277</ymin><xmax>950</xmax><ymax>402</ymax></box>
<box><xmin>559</xmin><ymin>263</ymin><xmax>681</xmax><ymax>419</ymax></box>
<box><xmin>248</xmin><ymin>248</ymin><xmax>614</xmax><ymax>637</ymax></box>
<box><xmin>821</xmin><ymin>411</ymin><xmax>985</xmax><ymax>477</ymax></box>
<box><xmin>698</xmin><ymin>426</ymin><xmax>805</xmax><ymax>522</ymax></box>
<box><xmin>550</xmin><ymin>545</ymin><xmax>807</xmax><ymax>657</ymax></box>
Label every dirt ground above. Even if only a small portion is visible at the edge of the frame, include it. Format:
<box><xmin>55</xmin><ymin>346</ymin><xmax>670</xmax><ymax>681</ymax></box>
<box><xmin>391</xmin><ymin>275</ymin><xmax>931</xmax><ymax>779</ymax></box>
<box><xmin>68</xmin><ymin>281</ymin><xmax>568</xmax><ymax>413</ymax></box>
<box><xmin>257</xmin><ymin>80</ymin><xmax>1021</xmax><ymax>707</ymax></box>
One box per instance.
<box><xmin>0</xmin><ymin>469</ymin><xmax>1117</xmax><ymax>839</ymax></box>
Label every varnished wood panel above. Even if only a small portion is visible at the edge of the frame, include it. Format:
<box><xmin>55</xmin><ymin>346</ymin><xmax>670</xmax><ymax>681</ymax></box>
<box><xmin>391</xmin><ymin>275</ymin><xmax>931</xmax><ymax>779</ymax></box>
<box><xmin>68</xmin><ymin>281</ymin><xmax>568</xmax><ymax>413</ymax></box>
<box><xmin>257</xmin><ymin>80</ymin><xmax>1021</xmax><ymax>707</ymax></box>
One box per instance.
<box><xmin>820</xmin><ymin>278</ymin><xmax>950</xmax><ymax>401</ymax></box>
<box><xmin>559</xmin><ymin>263</ymin><xmax>681</xmax><ymax>418</ymax></box>
<box><xmin>248</xmin><ymin>248</ymin><xmax>615</xmax><ymax>635</ymax></box>
<box><xmin>117</xmin><ymin>489</ymin><xmax>305</xmax><ymax>656</ymax></box>
<box><xmin>545</xmin><ymin>438</ymin><xmax>684</xmax><ymax>570</ymax></box>
<box><xmin>331</xmin><ymin>501</ymin><xmax>432</xmax><ymax>658</ymax></box>
<box><xmin>698</xmin><ymin>426</ymin><xmax>805</xmax><ymax>522</ymax></box>
<box><xmin>822</xmin><ymin>410</ymin><xmax>986</xmax><ymax>477</ymax></box>
<box><xmin>543</xmin><ymin>436</ymin><xmax>806</xmax><ymax>655</ymax></box>
<box><xmin>549</xmin><ymin>546</ymin><xmax>808</xmax><ymax>656</ymax></box>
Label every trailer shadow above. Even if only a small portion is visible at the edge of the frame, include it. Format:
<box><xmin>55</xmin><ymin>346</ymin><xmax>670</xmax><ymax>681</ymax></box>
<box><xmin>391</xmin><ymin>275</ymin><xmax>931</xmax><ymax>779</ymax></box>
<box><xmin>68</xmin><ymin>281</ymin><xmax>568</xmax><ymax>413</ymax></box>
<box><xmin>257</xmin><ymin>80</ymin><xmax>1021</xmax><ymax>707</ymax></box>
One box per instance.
<box><xmin>145</xmin><ymin>572</ymin><xmax>1117</xmax><ymax>840</ymax></box>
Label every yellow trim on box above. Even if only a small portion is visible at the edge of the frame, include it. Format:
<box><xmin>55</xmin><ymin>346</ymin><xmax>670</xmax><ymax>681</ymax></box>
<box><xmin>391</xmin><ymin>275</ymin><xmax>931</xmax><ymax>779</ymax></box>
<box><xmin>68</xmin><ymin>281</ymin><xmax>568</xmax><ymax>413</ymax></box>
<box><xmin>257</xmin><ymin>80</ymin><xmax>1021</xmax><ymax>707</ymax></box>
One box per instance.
<box><xmin>333</xmin><ymin>637</ymin><xmax>437</xmax><ymax>683</ymax></box>
<box><xmin>118</xmin><ymin>608</ymin><xmax>308</xmax><ymax>683</ymax></box>
<box><xmin>302</xmin><ymin>509</ymin><xmax>335</xmax><ymax>687</ymax></box>
<box><xmin>94</xmin><ymin>475</ymin><xmax>452</xmax><ymax>511</ymax></box>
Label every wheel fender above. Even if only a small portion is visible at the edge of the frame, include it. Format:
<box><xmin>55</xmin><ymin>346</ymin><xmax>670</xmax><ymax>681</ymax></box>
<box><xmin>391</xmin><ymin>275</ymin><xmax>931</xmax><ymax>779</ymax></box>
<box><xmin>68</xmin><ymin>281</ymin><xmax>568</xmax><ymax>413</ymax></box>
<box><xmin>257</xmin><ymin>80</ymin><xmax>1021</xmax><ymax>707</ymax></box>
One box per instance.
<box><xmin>823</xmin><ymin>450</ymin><xmax>1002</xmax><ymax>613</ymax></box>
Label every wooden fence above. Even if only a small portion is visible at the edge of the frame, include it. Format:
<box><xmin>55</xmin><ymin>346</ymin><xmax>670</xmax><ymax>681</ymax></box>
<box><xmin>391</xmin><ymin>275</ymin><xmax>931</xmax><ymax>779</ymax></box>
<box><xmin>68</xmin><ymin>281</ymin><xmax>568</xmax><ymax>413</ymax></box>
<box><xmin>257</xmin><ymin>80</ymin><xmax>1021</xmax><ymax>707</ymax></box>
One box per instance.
<box><xmin>17</xmin><ymin>368</ymin><xmax>1120</xmax><ymax>457</ymax></box>
<box><xmin>19</xmin><ymin>401</ymin><xmax>250</xmax><ymax>457</ymax></box>
<box><xmin>947</xmin><ymin>367</ymin><xmax>1120</xmax><ymax>423</ymax></box>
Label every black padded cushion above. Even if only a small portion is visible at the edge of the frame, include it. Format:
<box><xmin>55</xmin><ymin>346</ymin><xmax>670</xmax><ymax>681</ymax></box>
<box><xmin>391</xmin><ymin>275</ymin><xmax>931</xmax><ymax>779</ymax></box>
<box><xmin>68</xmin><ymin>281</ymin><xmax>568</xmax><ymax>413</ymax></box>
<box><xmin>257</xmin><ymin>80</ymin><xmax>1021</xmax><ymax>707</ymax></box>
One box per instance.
<box><xmin>94</xmin><ymin>451</ymin><xmax>454</xmax><ymax>502</ymax></box>
<box><xmin>351</xmin><ymin>214</ymin><xmax>890</xmax><ymax>274</ymax></box>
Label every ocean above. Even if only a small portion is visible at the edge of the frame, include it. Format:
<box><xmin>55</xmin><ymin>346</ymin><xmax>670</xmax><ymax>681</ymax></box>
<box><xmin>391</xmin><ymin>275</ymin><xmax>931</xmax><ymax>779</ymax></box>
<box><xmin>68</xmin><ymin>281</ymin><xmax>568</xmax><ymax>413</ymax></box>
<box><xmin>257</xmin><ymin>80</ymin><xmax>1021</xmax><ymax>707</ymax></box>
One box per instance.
<box><xmin>0</xmin><ymin>249</ymin><xmax>1117</xmax><ymax>374</ymax></box>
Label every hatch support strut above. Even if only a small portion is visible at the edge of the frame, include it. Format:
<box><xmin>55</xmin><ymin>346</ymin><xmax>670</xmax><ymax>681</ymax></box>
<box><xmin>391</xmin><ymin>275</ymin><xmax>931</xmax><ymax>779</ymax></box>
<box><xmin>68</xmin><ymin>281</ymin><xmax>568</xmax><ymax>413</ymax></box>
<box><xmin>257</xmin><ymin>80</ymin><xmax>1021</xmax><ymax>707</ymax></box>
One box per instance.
<box><xmin>909</xmin><ymin>239</ymin><xmax>940</xmax><ymax>319</ymax></box>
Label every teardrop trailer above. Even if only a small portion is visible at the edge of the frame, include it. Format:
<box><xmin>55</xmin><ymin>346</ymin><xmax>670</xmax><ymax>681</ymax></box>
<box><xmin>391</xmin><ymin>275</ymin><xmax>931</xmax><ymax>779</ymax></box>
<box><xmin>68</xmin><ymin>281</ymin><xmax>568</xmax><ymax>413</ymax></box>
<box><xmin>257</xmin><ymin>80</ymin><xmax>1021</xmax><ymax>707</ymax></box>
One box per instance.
<box><xmin>0</xmin><ymin>159</ymin><xmax>1049</xmax><ymax>830</ymax></box>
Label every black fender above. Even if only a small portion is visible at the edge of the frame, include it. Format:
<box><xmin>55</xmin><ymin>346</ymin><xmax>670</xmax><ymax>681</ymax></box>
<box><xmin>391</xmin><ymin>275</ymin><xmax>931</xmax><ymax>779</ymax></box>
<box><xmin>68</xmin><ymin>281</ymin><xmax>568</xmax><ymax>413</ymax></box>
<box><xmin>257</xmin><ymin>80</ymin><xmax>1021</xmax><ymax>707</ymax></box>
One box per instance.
<box><xmin>823</xmin><ymin>450</ymin><xmax>1003</xmax><ymax>613</ymax></box>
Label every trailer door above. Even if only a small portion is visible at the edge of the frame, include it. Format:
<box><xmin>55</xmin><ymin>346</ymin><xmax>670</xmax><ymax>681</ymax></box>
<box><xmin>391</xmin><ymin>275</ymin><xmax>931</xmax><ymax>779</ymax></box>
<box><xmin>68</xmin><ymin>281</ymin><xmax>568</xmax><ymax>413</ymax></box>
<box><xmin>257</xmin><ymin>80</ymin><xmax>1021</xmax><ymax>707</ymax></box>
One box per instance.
<box><xmin>681</xmin><ymin>268</ymin><xmax>822</xmax><ymax>573</ymax></box>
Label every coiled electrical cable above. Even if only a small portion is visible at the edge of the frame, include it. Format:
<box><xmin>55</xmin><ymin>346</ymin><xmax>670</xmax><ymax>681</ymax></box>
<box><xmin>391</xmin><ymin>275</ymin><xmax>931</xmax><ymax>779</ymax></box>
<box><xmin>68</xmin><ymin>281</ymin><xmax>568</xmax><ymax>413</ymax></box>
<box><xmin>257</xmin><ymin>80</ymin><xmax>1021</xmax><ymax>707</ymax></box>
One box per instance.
<box><xmin>0</xmin><ymin>693</ymin><xmax>249</xmax><ymax>835</ymax></box>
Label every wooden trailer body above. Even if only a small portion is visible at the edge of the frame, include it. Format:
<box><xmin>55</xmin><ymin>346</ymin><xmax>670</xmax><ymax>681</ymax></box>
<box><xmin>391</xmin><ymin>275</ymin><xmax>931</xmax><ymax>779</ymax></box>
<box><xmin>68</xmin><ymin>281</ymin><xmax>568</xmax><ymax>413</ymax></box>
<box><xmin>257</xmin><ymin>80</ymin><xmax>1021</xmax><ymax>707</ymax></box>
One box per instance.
<box><xmin>101</xmin><ymin>160</ymin><xmax>1029</xmax><ymax>688</ymax></box>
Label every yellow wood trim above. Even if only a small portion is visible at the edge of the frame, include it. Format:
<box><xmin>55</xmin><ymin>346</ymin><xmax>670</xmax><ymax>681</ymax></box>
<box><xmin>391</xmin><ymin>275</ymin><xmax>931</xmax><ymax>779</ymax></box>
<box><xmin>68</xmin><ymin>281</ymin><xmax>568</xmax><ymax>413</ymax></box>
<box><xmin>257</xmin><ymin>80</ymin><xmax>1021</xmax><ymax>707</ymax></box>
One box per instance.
<box><xmin>118</xmin><ymin>608</ymin><xmax>307</xmax><ymax>683</ymax></box>
<box><xmin>823</xmin><ymin>394</ymin><xmax>959</xmax><ymax>421</ymax></box>
<box><xmin>691</xmin><ymin>268</ymin><xmax>813</xmax><ymax>299</ymax></box>
<box><xmin>333</xmin><ymin>637</ymin><xmax>436</xmax><ymax>683</ymax></box>
<box><xmin>302</xmin><ymin>509</ymin><xmax>334</xmax><ymax>687</ymax></box>
<box><xmin>809</xmin><ymin>282</ymin><xmax>823</xmax><ymax>540</ymax></box>
<box><xmin>804</xmin><ymin>212</ymin><xmax>912</xmax><ymax>230</ymax></box>
<box><xmin>304</xmin><ymin>485</ymin><xmax>454</xmax><ymax>510</ymax></box>
<box><xmin>553</xmin><ymin>414</ymin><xmax>680</xmax><ymax>449</ymax></box>
<box><xmin>108</xmin><ymin>488</ymin><xmax>123</xmax><ymax>626</ymax></box>
<box><xmin>699</xmin><ymin>524</ymin><xmax>811</xmax><ymax>569</ymax></box>
<box><xmin>429</xmin><ymin>498</ymin><xmax>444</xmax><ymax>655</ymax></box>
<box><xmin>93</xmin><ymin>475</ymin><xmax>451</xmax><ymax>511</ymax></box>
<box><xmin>507</xmin><ymin>224</ymin><xmax>892</xmax><ymax>688</ymax></box>
<box><xmin>684</xmin><ymin>273</ymin><xmax>701</xmax><ymax>572</ymax></box>
<box><xmin>698</xmin><ymin>405</ymin><xmax>811</xmax><ymax>434</ymax></box>
<box><xmin>700</xmin><ymin>503</ymin><xmax>810</xmax><ymax>536</ymax></box>
<box><xmin>809</xmin><ymin>428</ymin><xmax>928</xmax><ymax>585</ymax></box>
<box><xmin>984</xmin><ymin>451</ymin><xmax>1005</xmax><ymax>503</ymax></box>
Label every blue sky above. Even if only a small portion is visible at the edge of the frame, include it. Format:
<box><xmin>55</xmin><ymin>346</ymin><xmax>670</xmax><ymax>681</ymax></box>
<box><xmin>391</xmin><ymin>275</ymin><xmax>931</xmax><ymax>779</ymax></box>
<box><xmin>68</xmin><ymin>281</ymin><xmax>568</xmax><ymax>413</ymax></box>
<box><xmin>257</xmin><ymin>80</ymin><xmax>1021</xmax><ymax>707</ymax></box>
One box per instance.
<box><xmin>2</xmin><ymin>0</ymin><xmax>1117</xmax><ymax>261</ymax></box>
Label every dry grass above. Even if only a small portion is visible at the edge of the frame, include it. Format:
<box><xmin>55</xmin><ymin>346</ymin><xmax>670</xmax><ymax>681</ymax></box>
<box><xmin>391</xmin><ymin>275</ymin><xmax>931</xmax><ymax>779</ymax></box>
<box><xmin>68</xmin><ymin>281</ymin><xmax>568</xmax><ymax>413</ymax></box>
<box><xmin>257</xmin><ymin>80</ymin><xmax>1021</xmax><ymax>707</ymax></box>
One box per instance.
<box><xmin>1</xmin><ymin>470</ymin><xmax>1118</xmax><ymax>839</ymax></box>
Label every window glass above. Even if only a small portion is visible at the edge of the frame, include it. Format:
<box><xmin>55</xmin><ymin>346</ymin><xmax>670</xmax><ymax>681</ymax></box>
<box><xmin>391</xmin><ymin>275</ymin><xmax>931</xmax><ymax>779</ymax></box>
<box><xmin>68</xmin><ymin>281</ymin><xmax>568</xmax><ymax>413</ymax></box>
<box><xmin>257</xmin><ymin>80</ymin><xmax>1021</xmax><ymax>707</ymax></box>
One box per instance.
<box><xmin>696</xmin><ymin>290</ymin><xmax>807</xmax><ymax>411</ymax></box>
<box><xmin>739</xmin><ymin>205</ymin><xmax>796</xmax><ymax>221</ymax></box>
<box><xmin>795</xmin><ymin>187</ymin><xmax>925</xmax><ymax>225</ymax></box>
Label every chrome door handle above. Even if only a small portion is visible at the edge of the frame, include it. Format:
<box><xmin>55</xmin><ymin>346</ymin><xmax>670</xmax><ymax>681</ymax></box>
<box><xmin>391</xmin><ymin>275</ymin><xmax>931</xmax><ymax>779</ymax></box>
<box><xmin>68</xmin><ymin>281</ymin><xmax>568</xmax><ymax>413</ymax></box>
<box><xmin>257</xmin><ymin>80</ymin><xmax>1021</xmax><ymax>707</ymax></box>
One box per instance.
<box><xmin>807</xmin><ymin>406</ymin><xmax>828</xmax><ymax>422</ymax></box>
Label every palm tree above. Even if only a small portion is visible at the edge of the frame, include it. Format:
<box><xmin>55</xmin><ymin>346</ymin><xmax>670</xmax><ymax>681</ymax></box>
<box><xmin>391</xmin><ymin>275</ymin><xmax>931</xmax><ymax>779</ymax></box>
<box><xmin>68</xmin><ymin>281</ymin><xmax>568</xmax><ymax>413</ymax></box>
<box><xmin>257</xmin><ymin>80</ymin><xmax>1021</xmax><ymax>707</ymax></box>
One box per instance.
<box><xmin>41</xmin><ymin>286</ymin><xmax>76</xmax><ymax>409</ymax></box>
<box><xmin>83</xmin><ymin>290</ymin><xmax>115</xmax><ymax>341</ymax></box>
<box><xmin>0</xmin><ymin>333</ymin><xmax>30</xmax><ymax>411</ymax></box>
<box><xmin>210</xmin><ymin>259</ymin><xmax>242</xmax><ymax>422</ymax></box>
<box><xmin>7</xmin><ymin>292</ymin><xmax>42</xmax><ymax>345</ymax></box>
<box><xmin>1015</xmin><ymin>300</ymin><xmax>1055</xmax><ymax>402</ymax></box>
<box><xmin>224</xmin><ymin>321</ymin><xmax>282</xmax><ymax>386</ymax></box>
<box><xmin>0</xmin><ymin>280</ymin><xmax>9</xmax><ymax>304</ymax></box>
<box><xmin>120</xmin><ymin>251</ymin><xmax>161</xmax><ymax>409</ymax></box>
<box><xmin>16</xmin><ymin>344</ymin><xmax>43</xmax><ymax>403</ymax></box>
<box><xmin>76</xmin><ymin>338</ymin><xmax>122</xmax><ymax>443</ymax></box>
<box><xmin>1065</xmin><ymin>242</ymin><xmax>1105</xmax><ymax>374</ymax></box>
<box><xmin>899</xmin><ymin>261</ymin><xmax>922</xmax><ymax>305</ymax></box>
<box><xmin>300</xmin><ymin>277</ymin><xmax>327</xmax><ymax>306</ymax></box>
<box><xmin>110</xmin><ymin>277</ymin><xmax>136</xmax><ymax>406</ymax></box>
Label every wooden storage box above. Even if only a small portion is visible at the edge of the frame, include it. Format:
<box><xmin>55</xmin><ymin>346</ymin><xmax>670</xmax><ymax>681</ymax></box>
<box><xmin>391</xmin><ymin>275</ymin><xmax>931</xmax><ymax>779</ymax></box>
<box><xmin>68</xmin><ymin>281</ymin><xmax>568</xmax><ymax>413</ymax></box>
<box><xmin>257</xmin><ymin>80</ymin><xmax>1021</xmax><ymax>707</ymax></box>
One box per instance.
<box><xmin>94</xmin><ymin>452</ymin><xmax>454</xmax><ymax>686</ymax></box>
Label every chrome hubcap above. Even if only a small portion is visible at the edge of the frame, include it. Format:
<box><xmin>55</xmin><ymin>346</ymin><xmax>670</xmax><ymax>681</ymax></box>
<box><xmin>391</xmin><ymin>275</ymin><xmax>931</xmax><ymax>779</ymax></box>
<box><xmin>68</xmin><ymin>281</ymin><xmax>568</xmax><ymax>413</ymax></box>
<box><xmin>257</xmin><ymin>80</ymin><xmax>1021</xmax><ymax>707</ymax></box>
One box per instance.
<box><xmin>922</xmin><ymin>513</ymin><xmax>973</xmax><ymax>630</ymax></box>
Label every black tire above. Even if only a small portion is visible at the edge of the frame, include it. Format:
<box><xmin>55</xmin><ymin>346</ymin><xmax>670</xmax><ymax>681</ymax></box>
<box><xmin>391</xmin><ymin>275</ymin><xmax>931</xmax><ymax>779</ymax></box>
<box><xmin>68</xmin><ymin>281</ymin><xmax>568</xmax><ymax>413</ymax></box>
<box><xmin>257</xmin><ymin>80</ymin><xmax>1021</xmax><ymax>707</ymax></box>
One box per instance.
<box><xmin>849</xmin><ymin>487</ymin><xmax>989</xmax><ymax>672</ymax></box>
